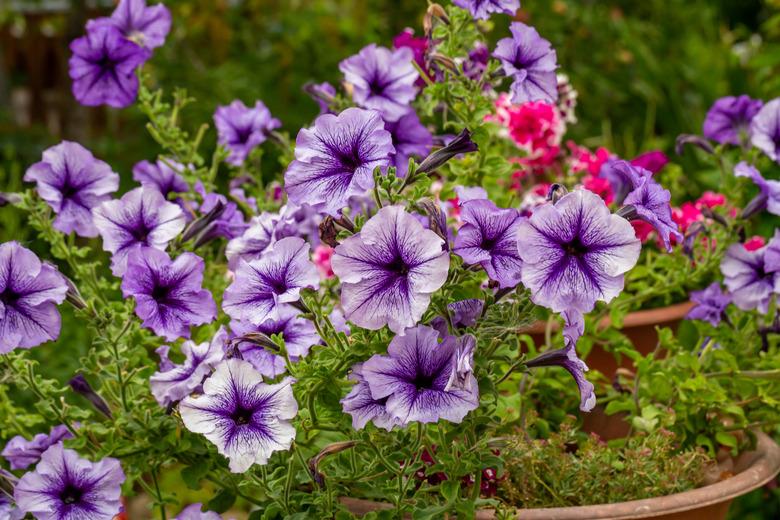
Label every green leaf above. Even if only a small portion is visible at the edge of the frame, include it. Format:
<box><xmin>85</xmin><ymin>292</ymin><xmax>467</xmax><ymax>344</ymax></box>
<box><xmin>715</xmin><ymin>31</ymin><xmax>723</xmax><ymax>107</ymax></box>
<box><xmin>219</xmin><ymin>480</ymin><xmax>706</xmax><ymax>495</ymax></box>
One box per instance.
<box><xmin>207</xmin><ymin>489</ymin><xmax>237</xmax><ymax>514</ymax></box>
<box><xmin>180</xmin><ymin>463</ymin><xmax>209</xmax><ymax>490</ymax></box>
<box><xmin>440</xmin><ymin>479</ymin><xmax>461</xmax><ymax>502</ymax></box>
<box><xmin>715</xmin><ymin>431</ymin><xmax>738</xmax><ymax>449</ymax></box>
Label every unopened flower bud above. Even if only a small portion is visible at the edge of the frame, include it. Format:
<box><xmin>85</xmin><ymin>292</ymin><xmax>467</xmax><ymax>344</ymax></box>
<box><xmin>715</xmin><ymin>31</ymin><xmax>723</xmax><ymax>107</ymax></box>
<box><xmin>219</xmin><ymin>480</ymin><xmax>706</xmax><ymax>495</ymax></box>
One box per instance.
<box><xmin>182</xmin><ymin>200</ymin><xmax>226</xmax><ymax>243</ymax></box>
<box><xmin>0</xmin><ymin>192</ymin><xmax>22</xmax><ymax>207</ymax></box>
<box><xmin>319</xmin><ymin>217</ymin><xmax>340</xmax><ymax>248</ymax></box>
<box><xmin>309</xmin><ymin>441</ymin><xmax>358</xmax><ymax>487</ymax></box>
<box><xmin>418</xmin><ymin>129</ymin><xmax>478</xmax><ymax>174</ymax></box>
<box><xmin>547</xmin><ymin>184</ymin><xmax>569</xmax><ymax>205</ymax></box>
<box><xmin>675</xmin><ymin>134</ymin><xmax>715</xmax><ymax>156</ymax></box>
<box><xmin>417</xmin><ymin>198</ymin><xmax>449</xmax><ymax>249</ymax></box>
<box><xmin>429</xmin><ymin>53</ymin><xmax>457</xmax><ymax>74</ymax></box>
<box><xmin>616</xmin><ymin>204</ymin><xmax>638</xmax><ymax>220</ymax></box>
<box><xmin>740</xmin><ymin>193</ymin><xmax>768</xmax><ymax>220</ymax></box>
<box><xmin>69</xmin><ymin>374</ymin><xmax>112</xmax><ymax>419</ymax></box>
<box><xmin>63</xmin><ymin>275</ymin><xmax>87</xmax><ymax>310</ymax></box>
<box><xmin>683</xmin><ymin>221</ymin><xmax>706</xmax><ymax>258</ymax></box>
<box><xmin>424</xmin><ymin>4</ymin><xmax>450</xmax><ymax>37</ymax></box>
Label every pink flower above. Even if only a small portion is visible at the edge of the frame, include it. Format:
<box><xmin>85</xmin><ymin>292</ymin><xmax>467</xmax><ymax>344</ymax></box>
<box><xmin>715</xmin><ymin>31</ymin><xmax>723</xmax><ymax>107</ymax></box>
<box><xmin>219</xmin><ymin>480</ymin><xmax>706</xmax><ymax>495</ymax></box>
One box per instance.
<box><xmin>582</xmin><ymin>175</ymin><xmax>614</xmax><ymax>204</ymax></box>
<box><xmin>313</xmin><ymin>245</ymin><xmax>335</xmax><ymax>278</ymax></box>
<box><xmin>744</xmin><ymin>236</ymin><xmax>766</xmax><ymax>251</ymax></box>
<box><xmin>393</xmin><ymin>29</ymin><xmax>429</xmax><ymax>86</ymax></box>
<box><xmin>695</xmin><ymin>191</ymin><xmax>726</xmax><ymax>210</ymax></box>
<box><xmin>567</xmin><ymin>142</ymin><xmax>612</xmax><ymax>175</ymax></box>
<box><xmin>630</xmin><ymin>150</ymin><xmax>668</xmax><ymax>174</ymax></box>
<box><xmin>672</xmin><ymin>202</ymin><xmax>702</xmax><ymax>233</ymax></box>
<box><xmin>632</xmin><ymin>220</ymin><xmax>655</xmax><ymax>242</ymax></box>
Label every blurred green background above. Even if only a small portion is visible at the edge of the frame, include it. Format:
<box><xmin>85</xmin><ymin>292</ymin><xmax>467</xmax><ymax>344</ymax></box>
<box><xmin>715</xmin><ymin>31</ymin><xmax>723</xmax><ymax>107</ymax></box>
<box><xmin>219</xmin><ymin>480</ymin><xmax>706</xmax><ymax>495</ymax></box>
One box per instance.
<box><xmin>1</xmin><ymin>0</ymin><xmax>780</xmax><ymax>517</ymax></box>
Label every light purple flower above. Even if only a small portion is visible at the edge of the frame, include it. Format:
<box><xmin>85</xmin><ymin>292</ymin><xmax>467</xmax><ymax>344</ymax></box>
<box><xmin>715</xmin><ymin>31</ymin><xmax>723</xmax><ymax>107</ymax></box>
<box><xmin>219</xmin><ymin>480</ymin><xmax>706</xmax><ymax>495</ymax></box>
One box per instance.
<box><xmin>225</xmin><ymin>213</ymin><xmax>280</xmax><ymax>271</ymax></box>
<box><xmin>214</xmin><ymin>100</ymin><xmax>281</xmax><ymax>166</ymax></box>
<box><xmin>231</xmin><ymin>305</ymin><xmax>320</xmax><ymax>361</ymax></box>
<box><xmin>331</xmin><ymin>206</ymin><xmax>450</xmax><ymax>334</ymax></box>
<box><xmin>0</xmin><ymin>495</ymin><xmax>22</xmax><ymax>520</ymax></box>
<box><xmin>361</xmin><ymin>325</ymin><xmax>479</xmax><ymax>425</ymax></box>
<box><xmin>132</xmin><ymin>159</ymin><xmax>188</xmax><ymax>198</ymax></box>
<box><xmin>69</xmin><ymin>23</ymin><xmax>148</xmax><ymax>108</ymax></box>
<box><xmin>735</xmin><ymin>161</ymin><xmax>780</xmax><ymax>216</ymax></box>
<box><xmin>2</xmin><ymin>425</ymin><xmax>73</xmax><ymax>471</ymax></box>
<box><xmin>720</xmin><ymin>241</ymin><xmax>776</xmax><ymax>313</ymax></box>
<box><xmin>24</xmin><ymin>142</ymin><xmax>119</xmax><ymax>237</ymax></box>
<box><xmin>193</xmin><ymin>183</ymin><xmax>248</xmax><ymax>241</ymax></box>
<box><xmin>223</xmin><ymin>237</ymin><xmax>319</xmax><ymax>326</ymax></box>
<box><xmin>453</xmin><ymin>199</ymin><xmax>524</xmax><ymax>288</ymax></box>
<box><xmin>304</xmin><ymin>81</ymin><xmax>337</xmax><ymax>115</ymax></box>
<box><xmin>598</xmin><ymin>159</ymin><xmax>646</xmax><ymax>205</ymax></box>
<box><xmin>149</xmin><ymin>327</ymin><xmax>228</xmax><ymax>407</ymax></box>
<box><xmin>0</xmin><ymin>242</ymin><xmax>68</xmax><ymax>353</ymax></box>
<box><xmin>341</xmin><ymin>363</ymin><xmax>401</xmax><ymax>431</ymax></box>
<box><xmin>121</xmin><ymin>248</ymin><xmax>216</xmax><ymax>341</ymax></box>
<box><xmin>623</xmin><ymin>171</ymin><xmax>682</xmax><ymax>252</ymax></box>
<box><xmin>687</xmin><ymin>283</ymin><xmax>732</xmax><ymax>327</ymax></box>
<box><xmin>179</xmin><ymin>359</ymin><xmax>298</xmax><ymax>473</ymax></box>
<box><xmin>384</xmin><ymin>111</ymin><xmax>433</xmax><ymax>177</ymax></box>
<box><xmin>703</xmin><ymin>95</ymin><xmax>763</xmax><ymax>145</ymax></box>
<box><xmin>750</xmin><ymin>98</ymin><xmax>780</xmax><ymax>162</ymax></box>
<box><xmin>284</xmin><ymin>108</ymin><xmax>394</xmax><ymax>216</ymax></box>
<box><xmin>453</xmin><ymin>0</ymin><xmax>520</xmax><ymax>20</ymax></box>
<box><xmin>103</xmin><ymin>0</ymin><xmax>171</xmax><ymax>50</ymax></box>
<box><xmin>175</xmin><ymin>503</ymin><xmax>222</xmax><ymax>520</ymax></box>
<box><xmin>455</xmin><ymin>185</ymin><xmax>488</xmax><ymax>204</ymax></box>
<box><xmin>339</xmin><ymin>44</ymin><xmax>418</xmax><ymax>122</ymax></box>
<box><xmin>14</xmin><ymin>443</ymin><xmax>125</xmax><ymax>520</ymax></box>
<box><xmin>493</xmin><ymin>22</ymin><xmax>558</xmax><ymax>104</ymax></box>
<box><xmin>448</xmin><ymin>299</ymin><xmax>484</xmax><ymax>328</ymax></box>
<box><xmin>92</xmin><ymin>186</ymin><xmax>186</xmax><ymax>276</ymax></box>
<box><xmin>516</xmin><ymin>189</ymin><xmax>641</xmax><ymax>315</ymax></box>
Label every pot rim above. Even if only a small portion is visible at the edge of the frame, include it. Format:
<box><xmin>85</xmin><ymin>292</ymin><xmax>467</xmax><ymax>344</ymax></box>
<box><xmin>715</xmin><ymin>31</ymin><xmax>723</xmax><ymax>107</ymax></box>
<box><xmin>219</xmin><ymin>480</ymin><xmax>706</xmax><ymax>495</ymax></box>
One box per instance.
<box><xmin>340</xmin><ymin>431</ymin><xmax>780</xmax><ymax>520</ymax></box>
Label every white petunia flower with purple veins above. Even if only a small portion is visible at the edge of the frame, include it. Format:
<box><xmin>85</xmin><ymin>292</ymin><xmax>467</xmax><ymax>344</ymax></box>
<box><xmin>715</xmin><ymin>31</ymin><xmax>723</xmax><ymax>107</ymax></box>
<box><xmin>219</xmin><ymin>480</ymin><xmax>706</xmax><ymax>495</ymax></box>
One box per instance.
<box><xmin>149</xmin><ymin>327</ymin><xmax>228</xmax><ymax>407</ymax></box>
<box><xmin>734</xmin><ymin>161</ymin><xmax>780</xmax><ymax>216</ymax></box>
<box><xmin>223</xmin><ymin>237</ymin><xmax>320</xmax><ymax>326</ymax></box>
<box><xmin>339</xmin><ymin>44</ymin><xmax>419</xmax><ymax>122</ymax></box>
<box><xmin>622</xmin><ymin>170</ymin><xmax>682</xmax><ymax>252</ymax></box>
<box><xmin>686</xmin><ymin>283</ymin><xmax>732</xmax><ymax>327</ymax></box>
<box><xmin>2</xmin><ymin>425</ymin><xmax>73</xmax><ymax>471</ymax></box>
<box><xmin>121</xmin><ymin>248</ymin><xmax>216</xmax><ymax>341</ymax></box>
<box><xmin>132</xmin><ymin>159</ymin><xmax>188</xmax><ymax>198</ymax></box>
<box><xmin>493</xmin><ymin>22</ymin><xmax>558</xmax><ymax>105</ymax></box>
<box><xmin>225</xmin><ymin>212</ymin><xmax>280</xmax><ymax>271</ymax></box>
<box><xmin>750</xmin><ymin>98</ymin><xmax>780</xmax><ymax>162</ymax></box>
<box><xmin>179</xmin><ymin>359</ymin><xmax>298</xmax><ymax>473</ymax></box>
<box><xmin>92</xmin><ymin>186</ymin><xmax>186</xmax><ymax>276</ymax></box>
<box><xmin>24</xmin><ymin>141</ymin><xmax>120</xmax><ymax>238</ymax></box>
<box><xmin>341</xmin><ymin>363</ymin><xmax>400</xmax><ymax>431</ymax></box>
<box><xmin>174</xmin><ymin>503</ymin><xmax>223</xmax><ymax>520</ymax></box>
<box><xmin>453</xmin><ymin>199</ymin><xmax>525</xmax><ymax>288</ymax></box>
<box><xmin>14</xmin><ymin>443</ymin><xmax>125</xmax><ymax>520</ymax></box>
<box><xmin>453</xmin><ymin>0</ymin><xmax>520</xmax><ymax>20</ymax></box>
<box><xmin>516</xmin><ymin>189</ymin><xmax>641</xmax><ymax>315</ymax></box>
<box><xmin>384</xmin><ymin>111</ymin><xmax>433</xmax><ymax>177</ymax></box>
<box><xmin>284</xmin><ymin>108</ymin><xmax>394</xmax><ymax>216</ymax></box>
<box><xmin>331</xmin><ymin>205</ymin><xmax>450</xmax><ymax>334</ymax></box>
<box><xmin>720</xmin><ymin>240</ymin><xmax>777</xmax><ymax>314</ymax></box>
<box><xmin>361</xmin><ymin>325</ymin><xmax>479</xmax><ymax>425</ymax></box>
<box><xmin>0</xmin><ymin>242</ymin><xmax>68</xmax><ymax>354</ymax></box>
<box><xmin>214</xmin><ymin>100</ymin><xmax>281</xmax><ymax>166</ymax></box>
<box><xmin>90</xmin><ymin>0</ymin><xmax>172</xmax><ymax>50</ymax></box>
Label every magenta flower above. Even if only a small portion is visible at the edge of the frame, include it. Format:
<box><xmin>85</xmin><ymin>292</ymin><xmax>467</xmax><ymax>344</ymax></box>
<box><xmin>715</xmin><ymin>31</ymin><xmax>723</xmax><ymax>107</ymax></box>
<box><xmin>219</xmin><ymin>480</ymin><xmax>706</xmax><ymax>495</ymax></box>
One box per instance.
<box><xmin>453</xmin><ymin>199</ymin><xmax>524</xmax><ymax>288</ymax></box>
<box><xmin>393</xmin><ymin>28</ymin><xmax>429</xmax><ymax>86</ymax></box>
<box><xmin>339</xmin><ymin>44</ymin><xmax>419</xmax><ymax>122</ymax></box>
<box><xmin>331</xmin><ymin>206</ymin><xmax>450</xmax><ymax>334</ymax></box>
<box><xmin>214</xmin><ymin>100</ymin><xmax>281</xmax><ymax>166</ymax></box>
<box><xmin>69</xmin><ymin>23</ymin><xmax>148</xmax><ymax>108</ymax></box>
<box><xmin>687</xmin><ymin>283</ymin><xmax>732</xmax><ymax>326</ymax></box>
<box><xmin>630</xmin><ymin>150</ymin><xmax>668</xmax><ymax>174</ymax></box>
<box><xmin>2</xmin><ymin>425</ymin><xmax>73</xmax><ymax>471</ymax></box>
<box><xmin>284</xmin><ymin>108</ymin><xmax>394</xmax><ymax>216</ymax></box>
<box><xmin>751</xmin><ymin>98</ymin><xmax>780</xmax><ymax>162</ymax></box>
<box><xmin>132</xmin><ymin>159</ymin><xmax>188</xmax><ymax>198</ymax></box>
<box><xmin>14</xmin><ymin>443</ymin><xmax>125</xmax><ymax>520</ymax></box>
<box><xmin>0</xmin><ymin>242</ymin><xmax>68</xmax><ymax>353</ymax></box>
<box><xmin>384</xmin><ymin>111</ymin><xmax>433</xmax><ymax>177</ymax></box>
<box><xmin>453</xmin><ymin>0</ymin><xmax>520</xmax><ymax>20</ymax></box>
<box><xmin>24</xmin><ymin>141</ymin><xmax>119</xmax><ymax>237</ymax></box>
<box><xmin>493</xmin><ymin>22</ymin><xmax>558</xmax><ymax>104</ymax></box>
<box><xmin>223</xmin><ymin>237</ymin><xmax>319</xmax><ymax>326</ymax></box>
<box><xmin>121</xmin><ymin>248</ymin><xmax>216</xmax><ymax>341</ymax></box>
<box><xmin>703</xmin><ymin>95</ymin><xmax>763</xmax><ymax>145</ymax></box>
<box><xmin>92</xmin><ymin>186</ymin><xmax>186</xmax><ymax>276</ymax></box>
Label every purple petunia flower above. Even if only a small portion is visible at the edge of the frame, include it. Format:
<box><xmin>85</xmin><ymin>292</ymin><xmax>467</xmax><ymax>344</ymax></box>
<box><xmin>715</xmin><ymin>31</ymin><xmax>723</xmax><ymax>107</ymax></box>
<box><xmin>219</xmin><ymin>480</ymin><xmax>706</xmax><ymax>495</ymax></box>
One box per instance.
<box><xmin>340</xmin><ymin>44</ymin><xmax>418</xmax><ymax>122</ymax></box>
<box><xmin>384</xmin><ymin>111</ymin><xmax>433</xmax><ymax>177</ymax></box>
<box><xmin>2</xmin><ymin>425</ymin><xmax>73</xmax><ymax>471</ymax></box>
<box><xmin>687</xmin><ymin>283</ymin><xmax>732</xmax><ymax>327</ymax></box>
<box><xmin>24</xmin><ymin>141</ymin><xmax>120</xmax><ymax>237</ymax></box>
<box><xmin>453</xmin><ymin>199</ymin><xmax>525</xmax><ymax>288</ymax></box>
<box><xmin>231</xmin><ymin>305</ymin><xmax>320</xmax><ymax>362</ymax></box>
<box><xmin>304</xmin><ymin>81</ymin><xmax>337</xmax><ymax>115</ymax></box>
<box><xmin>751</xmin><ymin>99</ymin><xmax>780</xmax><ymax>162</ymax></box>
<box><xmin>622</xmin><ymin>170</ymin><xmax>682</xmax><ymax>252</ymax></box>
<box><xmin>361</xmin><ymin>325</ymin><xmax>479</xmax><ymax>425</ymax></box>
<box><xmin>0</xmin><ymin>495</ymin><xmax>22</xmax><ymax>520</ymax></box>
<box><xmin>516</xmin><ymin>189</ymin><xmax>641</xmax><ymax>315</ymax></box>
<box><xmin>284</xmin><ymin>107</ymin><xmax>394</xmax><ymax>216</ymax></box>
<box><xmin>331</xmin><ymin>206</ymin><xmax>450</xmax><ymax>334</ymax></box>
<box><xmin>720</xmin><ymin>240</ymin><xmax>777</xmax><ymax>313</ymax></box>
<box><xmin>132</xmin><ymin>159</ymin><xmax>188</xmax><ymax>198</ymax></box>
<box><xmin>214</xmin><ymin>100</ymin><xmax>281</xmax><ymax>166</ymax></box>
<box><xmin>598</xmin><ymin>159</ymin><xmax>645</xmax><ymax>205</ymax></box>
<box><xmin>223</xmin><ymin>237</ymin><xmax>319</xmax><ymax>326</ymax></box>
<box><xmin>341</xmin><ymin>363</ymin><xmax>400</xmax><ymax>431</ymax></box>
<box><xmin>448</xmin><ymin>299</ymin><xmax>484</xmax><ymax>328</ymax></box>
<box><xmin>121</xmin><ymin>248</ymin><xmax>216</xmax><ymax>341</ymax></box>
<box><xmin>225</xmin><ymin>213</ymin><xmax>280</xmax><ymax>271</ymax></box>
<box><xmin>493</xmin><ymin>22</ymin><xmax>558</xmax><ymax>105</ymax></box>
<box><xmin>192</xmin><ymin>183</ymin><xmax>248</xmax><ymax>241</ymax></box>
<box><xmin>100</xmin><ymin>0</ymin><xmax>171</xmax><ymax>50</ymax></box>
<box><xmin>179</xmin><ymin>359</ymin><xmax>298</xmax><ymax>473</ymax></box>
<box><xmin>93</xmin><ymin>186</ymin><xmax>186</xmax><ymax>276</ymax></box>
<box><xmin>69</xmin><ymin>22</ymin><xmax>148</xmax><ymax>108</ymax></box>
<box><xmin>14</xmin><ymin>443</ymin><xmax>125</xmax><ymax>520</ymax></box>
<box><xmin>0</xmin><ymin>242</ymin><xmax>68</xmax><ymax>353</ymax></box>
<box><xmin>735</xmin><ymin>161</ymin><xmax>780</xmax><ymax>217</ymax></box>
<box><xmin>703</xmin><ymin>95</ymin><xmax>763</xmax><ymax>145</ymax></box>
<box><xmin>175</xmin><ymin>503</ymin><xmax>222</xmax><ymax>520</ymax></box>
<box><xmin>453</xmin><ymin>0</ymin><xmax>520</xmax><ymax>20</ymax></box>
<box><xmin>149</xmin><ymin>327</ymin><xmax>227</xmax><ymax>407</ymax></box>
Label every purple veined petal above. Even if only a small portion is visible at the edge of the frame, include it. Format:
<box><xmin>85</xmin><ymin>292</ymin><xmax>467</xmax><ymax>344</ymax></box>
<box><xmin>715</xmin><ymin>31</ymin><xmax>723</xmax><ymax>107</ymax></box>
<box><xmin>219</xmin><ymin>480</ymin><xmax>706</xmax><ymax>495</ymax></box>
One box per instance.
<box><xmin>734</xmin><ymin>161</ymin><xmax>780</xmax><ymax>216</ymax></box>
<box><xmin>284</xmin><ymin>107</ymin><xmax>394</xmax><ymax>216</ymax></box>
<box><xmin>179</xmin><ymin>359</ymin><xmax>298</xmax><ymax>473</ymax></box>
<box><xmin>493</xmin><ymin>22</ymin><xmax>558</xmax><ymax>104</ymax></box>
<box><xmin>383</xmin><ymin>110</ymin><xmax>433</xmax><ymax>177</ymax></box>
<box><xmin>2</xmin><ymin>425</ymin><xmax>74</xmax><ymax>471</ymax></box>
<box><xmin>132</xmin><ymin>159</ymin><xmax>189</xmax><ymax>197</ymax></box>
<box><xmin>231</xmin><ymin>305</ymin><xmax>321</xmax><ymax>361</ymax></box>
<box><xmin>750</xmin><ymin>98</ymin><xmax>780</xmax><ymax>162</ymax></box>
<box><xmin>703</xmin><ymin>95</ymin><xmax>763</xmax><ymax>145</ymax></box>
<box><xmin>597</xmin><ymin>159</ymin><xmax>649</xmax><ymax>205</ymax></box>
<box><xmin>109</xmin><ymin>0</ymin><xmax>172</xmax><ymax>50</ymax></box>
<box><xmin>448</xmin><ymin>299</ymin><xmax>484</xmax><ymax>328</ymax></box>
<box><xmin>454</xmin><ymin>186</ymin><xmax>488</xmax><ymax>203</ymax></box>
<box><xmin>453</xmin><ymin>0</ymin><xmax>520</xmax><ymax>20</ymax></box>
<box><xmin>623</xmin><ymin>175</ymin><xmax>682</xmax><ymax>252</ymax></box>
<box><xmin>225</xmin><ymin>213</ymin><xmax>281</xmax><ymax>271</ymax></box>
<box><xmin>214</xmin><ymin>100</ymin><xmax>281</xmax><ymax>166</ymax></box>
<box><xmin>331</xmin><ymin>205</ymin><xmax>450</xmax><ymax>334</ymax></box>
<box><xmin>720</xmin><ymin>242</ymin><xmax>775</xmax><ymax>313</ymax></box>
<box><xmin>24</xmin><ymin>141</ymin><xmax>120</xmax><ymax>237</ymax></box>
<box><xmin>340</xmin><ymin>363</ymin><xmax>400</xmax><ymax>431</ymax></box>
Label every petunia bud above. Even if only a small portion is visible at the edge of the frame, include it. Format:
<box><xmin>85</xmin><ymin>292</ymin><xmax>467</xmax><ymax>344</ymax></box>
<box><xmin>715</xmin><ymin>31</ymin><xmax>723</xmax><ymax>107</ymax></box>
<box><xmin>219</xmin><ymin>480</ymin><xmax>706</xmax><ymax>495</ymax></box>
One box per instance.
<box><xmin>303</xmin><ymin>81</ymin><xmax>336</xmax><ymax>107</ymax></box>
<box><xmin>309</xmin><ymin>441</ymin><xmax>358</xmax><ymax>487</ymax></box>
<box><xmin>63</xmin><ymin>275</ymin><xmax>87</xmax><ymax>310</ymax></box>
<box><xmin>682</xmin><ymin>221</ymin><xmax>706</xmax><ymax>258</ymax></box>
<box><xmin>69</xmin><ymin>374</ymin><xmax>112</xmax><ymax>419</ymax></box>
<box><xmin>182</xmin><ymin>200</ymin><xmax>226</xmax><ymax>243</ymax></box>
<box><xmin>417</xmin><ymin>198</ymin><xmax>450</xmax><ymax>249</ymax></box>
<box><xmin>616</xmin><ymin>204</ymin><xmax>638</xmax><ymax>221</ymax></box>
<box><xmin>417</xmin><ymin>129</ymin><xmax>478</xmax><ymax>174</ymax></box>
<box><xmin>0</xmin><ymin>192</ymin><xmax>22</xmax><ymax>207</ymax></box>
<box><xmin>318</xmin><ymin>216</ymin><xmax>340</xmax><ymax>247</ymax></box>
<box><xmin>740</xmin><ymin>193</ymin><xmax>769</xmax><ymax>220</ymax></box>
<box><xmin>699</xmin><ymin>206</ymin><xmax>729</xmax><ymax>227</ymax></box>
<box><xmin>675</xmin><ymin>134</ymin><xmax>715</xmax><ymax>156</ymax></box>
<box><xmin>547</xmin><ymin>184</ymin><xmax>569</xmax><ymax>205</ymax></box>
<box><xmin>231</xmin><ymin>332</ymin><xmax>279</xmax><ymax>352</ymax></box>
<box><xmin>429</xmin><ymin>53</ymin><xmax>457</xmax><ymax>75</ymax></box>
<box><xmin>423</xmin><ymin>3</ymin><xmax>450</xmax><ymax>37</ymax></box>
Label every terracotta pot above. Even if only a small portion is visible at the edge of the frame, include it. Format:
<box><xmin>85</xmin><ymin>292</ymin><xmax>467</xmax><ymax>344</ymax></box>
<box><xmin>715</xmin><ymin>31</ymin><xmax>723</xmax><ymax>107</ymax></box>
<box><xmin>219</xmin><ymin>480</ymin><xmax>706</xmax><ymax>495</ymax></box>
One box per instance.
<box><xmin>521</xmin><ymin>301</ymin><xmax>694</xmax><ymax>377</ymax></box>
<box><xmin>340</xmin><ymin>431</ymin><xmax>780</xmax><ymax>519</ymax></box>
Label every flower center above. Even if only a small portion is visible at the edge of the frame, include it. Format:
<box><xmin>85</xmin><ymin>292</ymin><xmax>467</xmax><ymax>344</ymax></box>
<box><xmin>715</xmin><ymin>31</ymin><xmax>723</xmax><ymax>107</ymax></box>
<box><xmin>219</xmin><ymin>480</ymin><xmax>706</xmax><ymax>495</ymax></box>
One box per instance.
<box><xmin>131</xmin><ymin>224</ymin><xmax>152</xmax><ymax>243</ymax></box>
<box><xmin>235</xmin><ymin>126</ymin><xmax>254</xmax><ymax>145</ymax></box>
<box><xmin>412</xmin><ymin>373</ymin><xmax>435</xmax><ymax>391</ymax></box>
<box><xmin>151</xmin><ymin>283</ymin><xmax>171</xmax><ymax>302</ymax></box>
<box><xmin>59</xmin><ymin>484</ymin><xmax>83</xmax><ymax>506</ymax></box>
<box><xmin>480</xmin><ymin>236</ymin><xmax>497</xmax><ymax>250</ymax></box>
<box><xmin>368</xmin><ymin>77</ymin><xmax>386</xmax><ymax>96</ymax></box>
<box><xmin>386</xmin><ymin>256</ymin><xmax>409</xmax><ymax>276</ymax></box>
<box><xmin>337</xmin><ymin>147</ymin><xmax>363</xmax><ymax>171</ymax></box>
<box><xmin>0</xmin><ymin>289</ymin><xmax>20</xmax><ymax>308</ymax></box>
<box><xmin>231</xmin><ymin>406</ymin><xmax>253</xmax><ymax>426</ymax></box>
<box><xmin>563</xmin><ymin>237</ymin><xmax>588</xmax><ymax>256</ymax></box>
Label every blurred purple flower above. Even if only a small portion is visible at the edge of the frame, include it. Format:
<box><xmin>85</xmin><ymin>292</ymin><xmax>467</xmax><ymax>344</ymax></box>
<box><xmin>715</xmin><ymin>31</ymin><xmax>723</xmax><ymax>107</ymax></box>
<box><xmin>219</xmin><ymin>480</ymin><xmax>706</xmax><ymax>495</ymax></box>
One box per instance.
<box><xmin>384</xmin><ymin>111</ymin><xmax>433</xmax><ymax>177</ymax></box>
<box><xmin>454</xmin><ymin>0</ymin><xmax>520</xmax><ymax>20</ymax></box>
<box><xmin>734</xmin><ymin>161</ymin><xmax>780</xmax><ymax>216</ymax></box>
<box><xmin>623</xmin><ymin>172</ymin><xmax>682</xmax><ymax>252</ymax></box>
<box><xmin>720</xmin><ymin>240</ymin><xmax>776</xmax><ymax>313</ymax></box>
<box><xmin>133</xmin><ymin>159</ymin><xmax>188</xmax><ymax>198</ymax></box>
<box><xmin>687</xmin><ymin>283</ymin><xmax>732</xmax><ymax>326</ymax></box>
<box><xmin>92</xmin><ymin>0</ymin><xmax>172</xmax><ymax>50</ymax></box>
<box><xmin>703</xmin><ymin>95</ymin><xmax>763</xmax><ymax>145</ymax></box>
<box><xmin>2</xmin><ymin>425</ymin><xmax>73</xmax><ymax>471</ymax></box>
<box><xmin>751</xmin><ymin>98</ymin><xmax>780</xmax><ymax>162</ymax></box>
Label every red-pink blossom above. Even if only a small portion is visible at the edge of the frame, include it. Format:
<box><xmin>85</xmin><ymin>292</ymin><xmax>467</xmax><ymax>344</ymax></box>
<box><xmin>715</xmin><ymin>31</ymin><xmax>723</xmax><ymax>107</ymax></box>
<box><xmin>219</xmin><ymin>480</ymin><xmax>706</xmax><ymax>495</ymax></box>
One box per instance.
<box><xmin>672</xmin><ymin>202</ymin><xmax>702</xmax><ymax>233</ymax></box>
<box><xmin>744</xmin><ymin>236</ymin><xmax>766</xmax><ymax>251</ymax></box>
<box><xmin>393</xmin><ymin>29</ymin><xmax>429</xmax><ymax>86</ymax></box>
<box><xmin>567</xmin><ymin>142</ymin><xmax>612</xmax><ymax>175</ymax></box>
<box><xmin>313</xmin><ymin>244</ymin><xmax>335</xmax><ymax>278</ymax></box>
<box><xmin>632</xmin><ymin>220</ymin><xmax>655</xmax><ymax>242</ymax></box>
<box><xmin>695</xmin><ymin>191</ymin><xmax>726</xmax><ymax>210</ymax></box>
<box><xmin>630</xmin><ymin>150</ymin><xmax>668</xmax><ymax>174</ymax></box>
<box><xmin>582</xmin><ymin>175</ymin><xmax>614</xmax><ymax>204</ymax></box>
